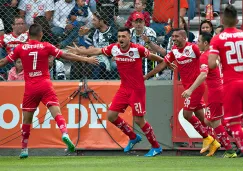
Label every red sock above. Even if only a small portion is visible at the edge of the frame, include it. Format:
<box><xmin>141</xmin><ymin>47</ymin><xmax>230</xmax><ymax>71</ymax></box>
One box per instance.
<box><xmin>229</xmin><ymin>124</ymin><xmax>243</xmax><ymax>153</ymax></box>
<box><xmin>141</xmin><ymin>122</ymin><xmax>160</xmax><ymax>148</ymax></box>
<box><xmin>188</xmin><ymin>116</ymin><xmax>208</xmax><ymax>138</ymax></box>
<box><xmin>205</xmin><ymin>126</ymin><xmax>216</xmax><ymax>139</ymax></box>
<box><xmin>112</xmin><ymin>116</ymin><xmax>136</xmax><ymax>140</ymax></box>
<box><xmin>55</xmin><ymin>114</ymin><xmax>68</xmax><ymax>134</ymax></box>
<box><xmin>21</xmin><ymin>124</ymin><xmax>30</xmax><ymax>149</ymax></box>
<box><xmin>214</xmin><ymin>125</ymin><xmax>232</xmax><ymax>150</ymax></box>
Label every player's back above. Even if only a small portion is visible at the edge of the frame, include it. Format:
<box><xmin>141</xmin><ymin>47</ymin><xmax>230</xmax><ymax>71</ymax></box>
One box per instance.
<box><xmin>211</xmin><ymin>28</ymin><xmax>243</xmax><ymax>84</ymax></box>
<box><xmin>16</xmin><ymin>40</ymin><xmax>59</xmax><ymax>83</ymax></box>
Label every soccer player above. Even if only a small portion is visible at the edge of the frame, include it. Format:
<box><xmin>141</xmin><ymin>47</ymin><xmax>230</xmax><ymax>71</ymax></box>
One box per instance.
<box><xmin>0</xmin><ymin>24</ymin><xmax>98</xmax><ymax>159</ymax></box>
<box><xmin>144</xmin><ymin>28</ymin><xmax>217</xmax><ymax>154</ymax></box>
<box><xmin>67</xmin><ymin>27</ymin><xmax>176</xmax><ymax>157</ymax></box>
<box><xmin>181</xmin><ymin>32</ymin><xmax>237</xmax><ymax>157</ymax></box>
<box><xmin>208</xmin><ymin>4</ymin><xmax>243</xmax><ymax>157</ymax></box>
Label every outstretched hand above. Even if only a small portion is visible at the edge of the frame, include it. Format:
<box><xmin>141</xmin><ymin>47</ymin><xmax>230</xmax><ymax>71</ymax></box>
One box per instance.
<box><xmin>67</xmin><ymin>42</ymin><xmax>79</xmax><ymax>54</ymax></box>
<box><xmin>87</xmin><ymin>56</ymin><xmax>99</xmax><ymax>65</ymax></box>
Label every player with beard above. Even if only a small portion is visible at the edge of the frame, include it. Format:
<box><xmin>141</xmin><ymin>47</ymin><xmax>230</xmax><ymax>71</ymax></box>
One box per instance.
<box><xmin>144</xmin><ymin>28</ymin><xmax>219</xmax><ymax>154</ymax></box>
<box><xmin>209</xmin><ymin>5</ymin><xmax>243</xmax><ymax>157</ymax></box>
<box><xmin>67</xmin><ymin>27</ymin><xmax>176</xmax><ymax>157</ymax></box>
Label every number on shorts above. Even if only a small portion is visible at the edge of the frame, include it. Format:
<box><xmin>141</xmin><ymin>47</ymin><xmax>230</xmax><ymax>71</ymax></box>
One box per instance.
<box><xmin>134</xmin><ymin>102</ymin><xmax>142</xmax><ymax>114</ymax></box>
<box><xmin>29</xmin><ymin>52</ymin><xmax>38</xmax><ymax>70</ymax></box>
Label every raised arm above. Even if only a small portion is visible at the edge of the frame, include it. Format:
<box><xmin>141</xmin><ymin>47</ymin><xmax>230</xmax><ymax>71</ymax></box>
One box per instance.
<box><xmin>67</xmin><ymin>44</ymin><xmax>103</xmax><ymax>56</ymax></box>
<box><xmin>61</xmin><ymin>52</ymin><xmax>98</xmax><ymax>64</ymax></box>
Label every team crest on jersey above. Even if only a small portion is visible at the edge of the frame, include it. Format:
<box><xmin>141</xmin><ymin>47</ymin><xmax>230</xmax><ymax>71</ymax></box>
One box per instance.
<box><xmin>129</xmin><ymin>51</ymin><xmax>134</xmax><ymax>57</ymax></box>
<box><xmin>107</xmin><ymin>33</ymin><xmax>112</xmax><ymax>39</ymax></box>
<box><xmin>184</xmin><ymin>49</ymin><xmax>190</xmax><ymax>56</ymax></box>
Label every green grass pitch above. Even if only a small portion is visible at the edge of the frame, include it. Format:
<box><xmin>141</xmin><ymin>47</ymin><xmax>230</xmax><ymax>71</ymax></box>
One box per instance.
<box><xmin>0</xmin><ymin>156</ymin><xmax>242</xmax><ymax>171</ymax></box>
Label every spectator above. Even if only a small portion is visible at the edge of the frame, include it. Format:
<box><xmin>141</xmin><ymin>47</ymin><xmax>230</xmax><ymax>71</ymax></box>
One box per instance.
<box><xmin>151</xmin><ymin>0</ymin><xmax>188</xmax><ymax>36</ymax></box>
<box><xmin>130</xmin><ymin>12</ymin><xmax>156</xmax><ymax>75</ymax></box>
<box><xmin>52</xmin><ymin>0</ymin><xmax>75</xmax><ymax>38</ymax></box>
<box><xmin>0</xmin><ymin>16</ymin><xmax>28</xmax><ymax>78</ymax></box>
<box><xmin>215</xmin><ymin>25</ymin><xmax>224</xmax><ymax>35</ymax></box>
<box><xmin>8</xmin><ymin>58</ymin><xmax>24</xmax><ymax>81</ymax></box>
<box><xmin>199</xmin><ymin>20</ymin><xmax>214</xmax><ymax>35</ymax></box>
<box><xmin>96</xmin><ymin>0</ymin><xmax>119</xmax><ymax>28</ymax></box>
<box><xmin>125</xmin><ymin>0</ymin><xmax>150</xmax><ymax>29</ymax></box>
<box><xmin>59</xmin><ymin>0</ymin><xmax>93</xmax><ymax>49</ymax></box>
<box><xmin>86</xmin><ymin>0</ymin><xmax>96</xmax><ymax>13</ymax></box>
<box><xmin>18</xmin><ymin>0</ymin><xmax>54</xmax><ymax>26</ymax></box>
<box><xmin>0</xmin><ymin>19</ymin><xmax>4</xmax><ymax>36</ymax></box>
<box><xmin>48</xmin><ymin>56</ymin><xmax>66</xmax><ymax>80</ymax></box>
<box><xmin>70</xmin><ymin>12</ymin><xmax>118</xmax><ymax>80</ymax></box>
<box><xmin>0</xmin><ymin>0</ymin><xmax>19</xmax><ymax>34</ymax></box>
<box><xmin>34</xmin><ymin>16</ymin><xmax>59</xmax><ymax>45</ymax></box>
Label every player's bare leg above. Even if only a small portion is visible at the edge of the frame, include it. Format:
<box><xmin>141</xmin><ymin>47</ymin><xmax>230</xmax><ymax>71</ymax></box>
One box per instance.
<box><xmin>20</xmin><ymin>111</ymin><xmax>34</xmax><ymax>159</ymax></box>
<box><xmin>48</xmin><ymin>106</ymin><xmax>75</xmax><ymax>153</ymax></box>
<box><xmin>107</xmin><ymin>110</ymin><xmax>141</xmax><ymax>152</ymax></box>
<box><xmin>134</xmin><ymin>116</ymin><xmax>162</xmax><ymax>157</ymax></box>
<box><xmin>183</xmin><ymin>110</ymin><xmax>214</xmax><ymax>153</ymax></box>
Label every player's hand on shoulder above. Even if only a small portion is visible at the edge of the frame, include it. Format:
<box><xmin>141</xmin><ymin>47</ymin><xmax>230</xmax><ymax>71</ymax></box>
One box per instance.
<box><xmin>181</xmin><ymin>89</ymin><xmax>192</xmax><ymax>98</ymax></box>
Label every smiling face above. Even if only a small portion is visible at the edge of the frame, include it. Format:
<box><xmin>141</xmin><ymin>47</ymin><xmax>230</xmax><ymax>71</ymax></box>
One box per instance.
<box><xmin>172</xmin><ymin>30</ymin><xmax>186</xmax><ymax>48</ymax></box>
<box><xmin>201</xmin><ymin>23</ymin><xmax>212</xmax><ymax>33</ymax></box>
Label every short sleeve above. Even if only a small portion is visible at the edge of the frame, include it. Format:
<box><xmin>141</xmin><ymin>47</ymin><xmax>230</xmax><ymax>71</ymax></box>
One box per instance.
<box><xmin>47</xmin><ymin>43</ymin><xmax>63</xmax><ymax>58</ymax></box>
<box><xmin>18</xmin><ymin>0</ymin><xmax>26</xmax><ymax>11</ymax></box>
<box><xmin>102</xmin><ymin>44</ymin><xmax>114</xmax><ymax>56</ymax></box>
<box><xmin>200</xmin><ymin>54</ymin><xmax>209</xmax><ymax>73</ymax></box>
<box><xmin>0</xmin><ymin>35</ymin><xmax>5</xmax><ymax>48</ymax></box>
<box><xmin>45</xmin><ymin>0</ymin><xmax>55</xmax><ymax>12</ymax></box>
<box><xmin>209</xmin><ymin>36</ymin><xmax>220</xmax><ymax>55</ymax></box>
<box><xmin>180</xmin><ymin>0</ymin><xmax>188</xmax><ymax>9</ymax></box>
<box><xmin>164</xmin><ymin>51</ymin><xmax>175</xmax><ymax>63</ymax></box>
<box><xmin>6</xmin><ymin>46</ymin><xmax>20</xmax><ymax>63</ymax></box>
<box><xmin>137</xmin><ymin>45</ymin><xmax>150</xmax><ymax>58</ymax></box>
<box><xmin>192</xmin><ymin>44</ymin><xmax>201</xmax><ymax>58</ymax></box>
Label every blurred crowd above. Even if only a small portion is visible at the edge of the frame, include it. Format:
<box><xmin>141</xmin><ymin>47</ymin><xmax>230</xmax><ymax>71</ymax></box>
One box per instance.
<box><xmin>0</xmin><ymin>0</ymin><xmax>237</xmax><ymax>81</ymax></box>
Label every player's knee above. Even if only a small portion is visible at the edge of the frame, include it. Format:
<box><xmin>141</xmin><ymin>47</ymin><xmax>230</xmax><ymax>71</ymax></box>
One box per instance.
<box><xmin>134</xmin><ymin>116</ymin><xmax>145</xmax><ymax>127</ymax></box>
<box><xmin>183</xmin><ymin>111</ymin><xmax>193</xmax><ymax>121</ymax></box>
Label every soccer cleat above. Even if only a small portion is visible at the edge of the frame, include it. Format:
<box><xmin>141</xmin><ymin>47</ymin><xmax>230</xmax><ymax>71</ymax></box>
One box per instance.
<box><xmin>124</xmin><ymin>134</ymin><xmax>142</xmax><ymax>152</ymax></box>
<box><xmin>223</xmin><ymin>150</ymin><xmax>237</xmax><ymax>158</ymax></box>
<box><xmin>62</xmin><ymin>134</ymin><xmax>75</xmax><ymax>153</ymax></box>
<box><xmin>206</xmin><ymin>140</ymin><xmax>221</xmax><ymax>156</ymax></box>
<box><xmin>200</xmin><ymin>135</ymin><xmax>214</xmax><ymax>153</ymax></box>
<box><xmin>144</xmin><ymin>146</ymin><xmax>162</xmax><ymax>157</ymax></box>
<box><xmin>19</xmin><ymin>148</ymin><xmax>28</xmax><ymax>159</ymax></box>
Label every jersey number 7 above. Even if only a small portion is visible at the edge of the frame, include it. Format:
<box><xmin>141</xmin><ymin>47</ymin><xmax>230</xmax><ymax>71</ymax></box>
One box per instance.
<box><xmin>29</xmin><ymin>52</ymin><xmax>38</xmax><ymax>70</ymax></box>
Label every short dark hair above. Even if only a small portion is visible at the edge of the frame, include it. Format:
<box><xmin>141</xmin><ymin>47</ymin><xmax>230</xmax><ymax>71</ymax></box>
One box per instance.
<box><xmin>93</xmin><ymin>12</ymin><xmax>108</xmax><ymax>25</ymax></box>
<box><xmin>172</xmin><ymin>28</ymin><xmax>187</xmax><ymax>37</ymax></box>
<box><xmin>223</xmin><ymin>5</ymin><xmax>237</xmax><ymax>27</ymax></box>
<box><xmin>200</xmin><ymin>31</ymin><xmax>213</xmax><ymax>44</ymax></box>
<box><xmin>29</xmin><ymin>24</ymin><xmax>43</xmax><ymax>37</ymax></box>
<box><xmin>216</xmin><ymin>25</ymin><xmax>224</xmax><ymax>33</ymax></box>
<box><xmin>118</xmin><ymin>27</ymin><xmax>130</xmax><ymax>34</ymax></box>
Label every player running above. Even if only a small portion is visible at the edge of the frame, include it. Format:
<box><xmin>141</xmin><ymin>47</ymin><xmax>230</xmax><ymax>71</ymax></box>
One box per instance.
<box><xmin>209</xmin><ymin>5</ymin><xmax>243</xmax><ymax>157</ymax></box>
<box><xmin>0</xmin><ymin>24</ymin><xmax>98</xmax><ymax>159</ymax></box>
<box><xmin>182</xmin><ymin>32</ymin><xmax>237</xmax><ymax>157</ymax></box>
<box><xmin>67</xmin><ymin>27</ymin><xmax>176</xmax><ymax>157</ymax></box>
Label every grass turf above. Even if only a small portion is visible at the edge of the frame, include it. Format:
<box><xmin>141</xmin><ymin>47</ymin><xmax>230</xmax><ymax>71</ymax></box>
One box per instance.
<box><xmin>0</xmin><ymin>156</ymin><xmax>242</xmax><ymax>171</ymax></box>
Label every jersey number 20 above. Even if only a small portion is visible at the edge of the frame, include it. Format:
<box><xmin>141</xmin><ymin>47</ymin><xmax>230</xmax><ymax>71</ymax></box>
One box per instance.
<box><xmin>29</xmin><ymin>52</ymin><xmax>38</xmax><ymax>70</ymax></box>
